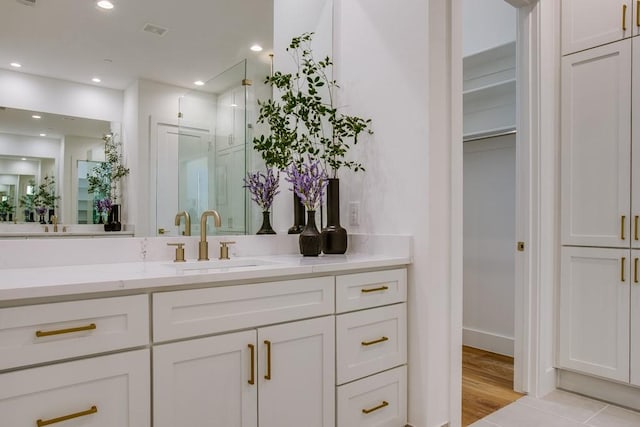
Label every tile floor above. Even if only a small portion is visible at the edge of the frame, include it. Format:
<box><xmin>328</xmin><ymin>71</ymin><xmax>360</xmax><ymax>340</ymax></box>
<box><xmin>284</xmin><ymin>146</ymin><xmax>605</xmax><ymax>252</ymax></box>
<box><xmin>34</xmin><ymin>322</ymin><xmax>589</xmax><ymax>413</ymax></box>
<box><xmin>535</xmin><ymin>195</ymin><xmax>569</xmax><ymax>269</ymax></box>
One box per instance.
<box><xmin>469</xmin><ymin>390</ymin><xmax>640</xmax><ymax>427</ymax></box>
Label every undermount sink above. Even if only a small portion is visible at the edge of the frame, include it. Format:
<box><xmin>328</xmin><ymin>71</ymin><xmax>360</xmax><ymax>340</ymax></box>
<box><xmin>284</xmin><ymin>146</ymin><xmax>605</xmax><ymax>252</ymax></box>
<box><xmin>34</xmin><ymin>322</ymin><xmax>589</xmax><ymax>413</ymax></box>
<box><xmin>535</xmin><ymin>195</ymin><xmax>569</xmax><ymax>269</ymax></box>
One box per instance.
<box><xmin>170</xmin><ymin>258</ymin><xmax>275</xmax><ymax>271</ymax></box>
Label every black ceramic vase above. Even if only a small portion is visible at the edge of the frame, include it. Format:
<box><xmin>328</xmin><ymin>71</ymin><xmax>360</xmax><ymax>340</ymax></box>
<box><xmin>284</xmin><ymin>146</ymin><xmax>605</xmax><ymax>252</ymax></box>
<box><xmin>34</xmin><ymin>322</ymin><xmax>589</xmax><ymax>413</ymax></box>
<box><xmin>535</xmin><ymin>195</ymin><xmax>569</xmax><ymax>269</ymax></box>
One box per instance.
<box><xmin>288</xmin><ymin>193</ymin><xmax>306</xmax><ymax>234</ymax></box>
<box><xmin>321</xmin><ymin>178</ymin><xmax>347</xmax><ymax>254</ymax></box>
<box><xmin>110</xmin><ymin>204</ymin><xmax>122</xmax><ymax>231</ymax></box>
<box><xmin>299</xmin><ymin>210</ymin><xmax>321</xmax><ymax>256</ymax></box>
<box><xmin>257</xmin><ymin>211</ymin><xmax>276</xmax><ymax>234</ymax></box>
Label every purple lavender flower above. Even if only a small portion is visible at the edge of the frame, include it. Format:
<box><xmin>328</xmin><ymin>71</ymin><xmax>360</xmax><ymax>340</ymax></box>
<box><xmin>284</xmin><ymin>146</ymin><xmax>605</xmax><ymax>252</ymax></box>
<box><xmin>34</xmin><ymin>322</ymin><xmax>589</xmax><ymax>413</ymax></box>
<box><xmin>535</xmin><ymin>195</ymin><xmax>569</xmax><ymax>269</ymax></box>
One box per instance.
<box><xmin>96</xmin><ymin>198</ymin><xmax>112</xmax><ymax>213</ymax></box>
<box><xmin>285</xmin><ymin>157</ymin><xmax>328</xmax><ymax>211</ymax></box>
<box><xmin>243</xmin><ymin>168</ymin><xmax>280</xmax><ymax>211</ymax></box>
<box><xmin>35</xmin><ymin>206</ymin><xmax>46</xmax><ymax>215</ymax></box>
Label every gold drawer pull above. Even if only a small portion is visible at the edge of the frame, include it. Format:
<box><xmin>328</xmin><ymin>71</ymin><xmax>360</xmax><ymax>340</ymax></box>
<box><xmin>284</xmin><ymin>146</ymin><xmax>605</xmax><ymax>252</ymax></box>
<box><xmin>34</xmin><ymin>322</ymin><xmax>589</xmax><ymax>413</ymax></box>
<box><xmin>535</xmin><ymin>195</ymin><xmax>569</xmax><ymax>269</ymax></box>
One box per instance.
<box><xmin>264</xmin><ymin>340</ymin><xmax>272</xmax><ymax>380</ymax></box>
<box><xmin>635</xmin><ymin>258</ymin><xmax>639</xmax><ymax>284</ymax></box>
<box><xmin>361</xmin><ymin>285</ymin><xmax>389</xmax><ymax>293</ymax></box>
<box><xmin>361</xmin><ymin>336</ymin><xmax>389</xmax><ymax>346</ymax></box>
<box><xmin>35</xmin><ymin>323</ymin><xmax>96</xmax><ymax>338</ymax></box>
<box><xmin>622</xmin><ymin>215</ymin><xmax>627</xmax><ymax>240</ymax></box>
<box><xmin>637</xmin><ymin>1</ymin><xmax>640</xmax><ymax>27</ymax></box>
<box><xmin>635</xmin><ymin>215</ymin><xmax>639</xmax><ymax>240</ymax></box>
<box><xmin>622</xmin><ymin>257</ymin><xmax>627</xmax><ymax>282</ymax></box>
<box><xmin>248</xmin><ymin>344</ymin><xmax>255</xmax><ymax>385</ymax></box>
<box><xmin>362</xmin><ymin>401</ymin><xmax>389</xmax><ymax>414</ymax></box>
<box><xmin>37</xmin><ymin>405</ymin><xmax>97</xmax><ymax>426</ymax></box>
<box><xmin>623</xmin><ymin>4</ymin><xmax>628</xmax><ymax>31</ymax></box>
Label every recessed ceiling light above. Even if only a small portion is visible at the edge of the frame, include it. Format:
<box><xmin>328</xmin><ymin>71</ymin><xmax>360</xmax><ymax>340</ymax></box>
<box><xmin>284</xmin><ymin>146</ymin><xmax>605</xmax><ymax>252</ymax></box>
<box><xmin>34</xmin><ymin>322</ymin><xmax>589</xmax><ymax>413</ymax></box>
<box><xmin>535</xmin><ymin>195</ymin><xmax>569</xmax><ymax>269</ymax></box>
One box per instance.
<box><xmin>21</xmin><ymin>158</ymin><xmax>27</xmax><ymax>161</ymax></box>
<box><xmin>92</xmin><ymin>77</ymin><xmax>101</xmax><ymax>83</ymax></box>
<box><xmin>10</xmin><ymin>62</ymin><xmax>21</xmax><ymax>68</ymax></box>
<box><xmin>32</xmin><ymin>115</ymin><xmax>41</xmax><ymax>119</ymax></box>
<box><xmin>96</xmin><ymin>0</ymin><xmax>114</xmax><ymax>10</ymax></box>
<box><xmin>250</xmin><ymin>44</ymin><xmax>263</xmax><ymax>52</ymax></box>
<box><xmin>39</xmin><ymin>133</ymin><xmax>46</xmax><ymax>137</ymax></box>
<box><xmin>194</xmin><ymin>80</ymin><xmax>205</xmax><ymax>86</ymax></box>
<box><xmin>231</xmin><ymin>103</ymin><xmax>238</xmax><ymax>107</ymax></box>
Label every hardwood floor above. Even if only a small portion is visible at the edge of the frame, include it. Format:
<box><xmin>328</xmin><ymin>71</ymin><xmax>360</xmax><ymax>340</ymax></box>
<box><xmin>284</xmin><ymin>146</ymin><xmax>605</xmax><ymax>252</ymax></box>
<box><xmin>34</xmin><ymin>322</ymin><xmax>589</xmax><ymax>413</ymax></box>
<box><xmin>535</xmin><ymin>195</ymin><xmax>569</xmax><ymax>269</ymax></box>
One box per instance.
<box><xmin>462</xmin><ymin>346</ymin><xmax>524</xmax><ymax>427</ymax></box>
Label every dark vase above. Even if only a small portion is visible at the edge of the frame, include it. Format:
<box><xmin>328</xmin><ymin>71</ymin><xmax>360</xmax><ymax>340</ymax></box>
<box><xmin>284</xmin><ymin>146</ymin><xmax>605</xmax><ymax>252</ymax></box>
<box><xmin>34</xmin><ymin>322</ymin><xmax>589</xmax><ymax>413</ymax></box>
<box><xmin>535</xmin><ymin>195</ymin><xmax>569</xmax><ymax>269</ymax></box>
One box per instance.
<box><xmin>321</xmin><ymin>178</ymin><xmax>348</xmax><ymax>254</ymax></box>
<box><xmin>8</xmin><ymin>213</ymin><xmax>12</xmax><ymax>222</ymax></box>
<box><xmin>257</xmin><ymin>211</ymin><xmax>276</xmax><ymax>235</ymax></box>
<box><xmin>288</xmin><ymin>193</ymin><xmax>306</xmax><ymax>234</ymax></box>
<box><xmin>299</xmin><ymin>210</ymin><xmax>322</xmax><ymax>256</ymax></box>
<box><xmin>109</xmin><ymin>204</ymin><xmax>122</xmax><ymax>232</ymax></box>
<box><xmin>48</xmin><ymin>209</ymin><xmax>54</xmax><ymax>224</ymax></box>
<box><xmin>28</xmin><ymin>211</ymin><xmax>34</xmax><ymax>222</ymax></box>
<box><xmin>39</xmin><ymin>214</ymin><xmax>46</xmax><ymax>224</ymax></box>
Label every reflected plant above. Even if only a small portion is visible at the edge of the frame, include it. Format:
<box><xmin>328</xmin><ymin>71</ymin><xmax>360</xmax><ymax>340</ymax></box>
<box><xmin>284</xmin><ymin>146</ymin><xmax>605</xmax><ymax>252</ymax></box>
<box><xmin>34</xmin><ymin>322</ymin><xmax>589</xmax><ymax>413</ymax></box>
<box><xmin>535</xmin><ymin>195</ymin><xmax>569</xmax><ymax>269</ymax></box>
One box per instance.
<box><xmin>87</xmin><ymin>133</ymin><xmax>129</xmax><ymax>203</ymax></box>
<box><xmin>243</xmin><ymin>168</ymin><xmax>280</xmax><ymax>212</ymax></box>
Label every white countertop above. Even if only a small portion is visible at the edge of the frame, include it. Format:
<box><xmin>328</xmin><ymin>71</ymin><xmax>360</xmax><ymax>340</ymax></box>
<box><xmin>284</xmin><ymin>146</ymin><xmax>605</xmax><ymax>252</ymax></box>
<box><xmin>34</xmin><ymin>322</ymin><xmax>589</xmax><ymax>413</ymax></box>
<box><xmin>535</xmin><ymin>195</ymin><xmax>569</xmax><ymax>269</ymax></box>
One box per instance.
<box><xmin>0</xmin><ymin>253</ymin><xmax>411</xmax><ymax>302</ymax></box>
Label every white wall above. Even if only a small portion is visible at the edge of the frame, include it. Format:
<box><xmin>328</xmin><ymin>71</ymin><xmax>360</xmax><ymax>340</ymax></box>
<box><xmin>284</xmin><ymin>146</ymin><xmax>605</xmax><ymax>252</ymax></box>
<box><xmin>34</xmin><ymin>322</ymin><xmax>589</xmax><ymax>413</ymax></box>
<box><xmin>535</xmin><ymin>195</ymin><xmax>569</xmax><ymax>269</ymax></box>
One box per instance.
<box><xmin>463</xmin><ymin>135</ymin><xmax>516</xmax><ymax>356</ymax></box>
<box><xmin>463</xmin><ymin>0</ymin><xmax>516</xmax><ymax>56</ymax></box>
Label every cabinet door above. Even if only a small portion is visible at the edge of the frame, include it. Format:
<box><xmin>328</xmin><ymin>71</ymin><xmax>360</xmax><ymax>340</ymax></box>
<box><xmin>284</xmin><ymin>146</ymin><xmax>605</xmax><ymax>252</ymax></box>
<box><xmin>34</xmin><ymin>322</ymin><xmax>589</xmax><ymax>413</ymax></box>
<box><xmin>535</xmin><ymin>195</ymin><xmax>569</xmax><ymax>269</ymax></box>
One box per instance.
<box><xmin>561</xmin><ymin>40</ymin><xmax>631</xmax><ymax>247</ymax></box>
<box><xmin>559</xmin><ymin>247</ymin><xmax>630</xmax><ymax>382</ymax></box>
<box><xmin>258</xmin><ymin>316</ymin><xmax>335</xmax><ymax>427</ymax></box>
<box><xmin>632</xmin><ymin>40</ymin><xmax>640</xmax><ymax>248</ymax></box>
<box><xmin>631</xmin><ymin>250</ymin><xmax>640</xmax><ymax>386</ymax></box>
<box><xmin>154</xmin><ymin>330</ymin><xmax>257</xmax><ymax>427</ymax></box>
<box><xmin>562</xmin><ymin>0</ymin><xmax>632</xmax><ymax>55</ymax></box>
<box><xmin>0</xmin><ymin>350</ymin><xmax>150</xmax><ymax>426</ymax></box>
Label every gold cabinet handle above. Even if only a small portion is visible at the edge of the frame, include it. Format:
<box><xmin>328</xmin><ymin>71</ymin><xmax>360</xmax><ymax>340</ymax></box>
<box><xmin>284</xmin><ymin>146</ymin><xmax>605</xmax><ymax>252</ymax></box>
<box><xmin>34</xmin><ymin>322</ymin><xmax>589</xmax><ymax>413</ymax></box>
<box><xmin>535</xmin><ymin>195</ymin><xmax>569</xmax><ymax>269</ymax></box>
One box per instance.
<box><xmin>637</xmin><ymin>1</ymin><xmax>640</xmax><ymax>26</ymax></box>
<box><xmin>37</xmin><ymin>405</ymin><xmax>97</xmax><ymax>426</ymax></box>
<box><xmin>35</xmin><ymin>323</ymin><xmax>96</xmax><ymax>338</ymax></box>
<box><xmin>248</xmin><ymin>344</ymin><xmax>255</xmax><ymax>385</ymax></box>
<box><xmin>623</xmin><ymin>4</ymin><xmax>628</xmax><ymax>31</ymax></box>
<box><xmin>635</xmin><ymin>216</ymin><xmax>639</xmax><ymax>240</ymax></box>
<box><xmin>264</xmin><ymin>340</ymin><xmax>271</xmax><ymax>380</ymax></box>
<box><xmin>361</xmin><ymin>336</ymin><xmax>389</xmax><ymax>346</ymax></box>
<box><xmin>361</xmin><ymin>285</ymin><xmax>389</xmax><ymax>293</ymax></box>
<box><xmin>635</xmin><ymin>258</ymin><xmax>639</xmax><ymax>283</ymax></box>
<box><xmin>622</xmin><ymin>215</ymin><xmax>627</xmax><ymax>240</ymax></box>
<box><xmin>362</xmin><ymin>401</ymin><xmax>389</xmax><ymax>414</ymax></box>
<box><xmin>622</xmin><ymin>257</ymin><xmax>627</xmax><ymax>282</ymax></box>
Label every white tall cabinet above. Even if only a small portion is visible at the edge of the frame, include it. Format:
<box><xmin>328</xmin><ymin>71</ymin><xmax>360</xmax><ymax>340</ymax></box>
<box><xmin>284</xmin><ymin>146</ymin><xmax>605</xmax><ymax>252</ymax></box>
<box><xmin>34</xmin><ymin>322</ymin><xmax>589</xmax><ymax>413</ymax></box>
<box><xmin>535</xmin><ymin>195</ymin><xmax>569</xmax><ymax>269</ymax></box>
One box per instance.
<box><xmin>560</xmin><ymin>0</ymin><xmax>640</xmax><ymax>392</ymax></box>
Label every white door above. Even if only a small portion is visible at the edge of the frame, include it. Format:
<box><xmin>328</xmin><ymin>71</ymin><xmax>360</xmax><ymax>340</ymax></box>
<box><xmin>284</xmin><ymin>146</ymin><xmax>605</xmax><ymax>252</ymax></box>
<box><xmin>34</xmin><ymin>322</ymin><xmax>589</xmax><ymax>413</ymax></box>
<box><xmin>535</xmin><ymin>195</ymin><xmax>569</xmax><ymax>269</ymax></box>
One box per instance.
<box><xmin>631</xmin><ymin>249</ymin><xmax>640</xmax><ymax>386</ymax></box>
<box><xmin>632</xmin><ymin>39</ymin><xmax>640</xmax><ymax>249</ymax></box>
<box><xmin>559</xmin><ymin>246</ymin><xmax>630</xmax><ymax>382</ymax></box>
<box><xmin>561</xmin><ymin>0</ymin><xmax>632</xmax><ymax>55</ymax></box>
<box><xmin>258</xmin><ymin>316</ymin><xmax>335</xmax><ymax>427</ymax></box>
<box><xmin>153</xmin><ymin>330</ymin><xmax>258</xmax><ymax>427</ymax></box>
<box><xmin>0</xmin><ymin>350</ymin><xmax>150</xmax><ymax>427</ymax></box>
<box><xmin>561</xmin><ymin>40</ymin><xmax>632</xmax><ymax>248</ymax></box>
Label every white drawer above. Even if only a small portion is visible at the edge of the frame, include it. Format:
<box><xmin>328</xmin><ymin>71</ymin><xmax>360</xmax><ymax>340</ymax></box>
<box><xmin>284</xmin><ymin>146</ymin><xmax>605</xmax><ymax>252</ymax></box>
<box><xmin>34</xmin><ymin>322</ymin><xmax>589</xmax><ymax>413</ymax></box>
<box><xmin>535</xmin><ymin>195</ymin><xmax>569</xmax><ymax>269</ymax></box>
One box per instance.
<box><xmin>336</xmin><ymin>269</ymin><xmax>406</xmax><ymax>313</ymax></box>
<box><xmin>337</xmin><ymin>365</ymin><xmax>407</xmax><ymax>427</ymax></box>
<box><xmin>0</xmin><ymin>349</ymin><xmax>150</xmax><ymax>427</ymax></box>
<box><xmin>0</xmin><ymin>295</ymin><xmax>149</xmax><ymax>370</ymax></box>
<box><xmin>153</xmin><ymin>276</ymin><xmax>335</xmax><ymax>342</ymax></box>
<box><xmin>336</xmin><ymin>304</ymin><xmax>407</xmax><ymax>384</ymax></box>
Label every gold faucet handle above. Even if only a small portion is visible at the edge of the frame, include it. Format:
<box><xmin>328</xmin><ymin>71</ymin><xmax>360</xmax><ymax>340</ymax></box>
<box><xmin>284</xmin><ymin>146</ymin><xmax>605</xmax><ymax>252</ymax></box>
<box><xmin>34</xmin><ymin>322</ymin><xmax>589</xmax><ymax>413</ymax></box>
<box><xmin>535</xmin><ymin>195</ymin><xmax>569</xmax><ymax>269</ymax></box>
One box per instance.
<box><xmin>219</xmin><ymin>241</ymin><xmax>236</xmax><ymax>260</ymax></box>
<box><xmin>167</xmin><ymin>242</ymin><xmax>186</xmax><ymax>262</ymax></box>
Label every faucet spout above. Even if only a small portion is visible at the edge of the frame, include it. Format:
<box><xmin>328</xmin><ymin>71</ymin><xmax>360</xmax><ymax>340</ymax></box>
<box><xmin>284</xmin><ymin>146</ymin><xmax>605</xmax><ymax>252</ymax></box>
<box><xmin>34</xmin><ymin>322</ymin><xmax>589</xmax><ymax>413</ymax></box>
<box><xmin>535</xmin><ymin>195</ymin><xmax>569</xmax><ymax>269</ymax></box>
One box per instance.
<box><xmin>174</xmin><ymin>211</ymin><xmax>191</xmax><ymax>236</ymax></box>
<box><xmin>198</xmin><ymin>210</ymin><xmax>222</xmax><ymax>261</ymax></box>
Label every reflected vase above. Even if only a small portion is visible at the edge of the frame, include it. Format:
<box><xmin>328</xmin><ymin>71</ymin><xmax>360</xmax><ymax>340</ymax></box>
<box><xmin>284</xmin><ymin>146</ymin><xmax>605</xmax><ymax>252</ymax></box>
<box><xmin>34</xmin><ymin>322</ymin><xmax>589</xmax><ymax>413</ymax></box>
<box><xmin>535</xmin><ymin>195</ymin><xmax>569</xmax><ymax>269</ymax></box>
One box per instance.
<box><xmin>110</xmin><ymin>204</ymin><xmax>122</xmax><ymax>232</ymax></box>
<box><xmin>299</xmin><ymin>210</ymin><xmax>321</xmax><ymax>256</ymax></box>
<box><xmin>288</xmin><ymin>193</ymin><xmax>306</xmax><ymax>234</ymax></box>
<box><xmin>257</xmin><ymin>211</ymin><xmax>276</xmax><ymax>235</ymax></box>
<box><xmin>321</xmin><ymin>178</ymin><xmax>348</xmax><ymax>254</ymax></box>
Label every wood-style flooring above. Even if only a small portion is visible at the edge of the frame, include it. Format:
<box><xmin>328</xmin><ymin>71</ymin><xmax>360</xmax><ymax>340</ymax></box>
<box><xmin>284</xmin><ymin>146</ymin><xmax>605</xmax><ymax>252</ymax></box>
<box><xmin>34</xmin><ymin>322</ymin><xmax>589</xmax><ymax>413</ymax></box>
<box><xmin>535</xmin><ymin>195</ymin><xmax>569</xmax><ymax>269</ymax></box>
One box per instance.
<box><xmin>462</xmin><ymin>346</ymin><xmax>524</xmax><ymax>427</ymax></box>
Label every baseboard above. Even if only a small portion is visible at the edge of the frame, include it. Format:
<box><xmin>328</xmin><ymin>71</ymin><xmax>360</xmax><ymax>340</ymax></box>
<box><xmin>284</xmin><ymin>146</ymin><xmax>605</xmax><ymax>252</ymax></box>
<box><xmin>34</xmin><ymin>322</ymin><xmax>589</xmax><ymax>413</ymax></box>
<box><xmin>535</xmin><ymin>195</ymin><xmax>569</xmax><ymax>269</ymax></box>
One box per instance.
<box><xmin>558</xmin><ymin>369</ymin><xmax>640</xmax><ymax>411</ymax></box>
<box><xmin>462</xmin><ymin>327</ymin><xmax>514</xmax><ymax>357</ymax></box>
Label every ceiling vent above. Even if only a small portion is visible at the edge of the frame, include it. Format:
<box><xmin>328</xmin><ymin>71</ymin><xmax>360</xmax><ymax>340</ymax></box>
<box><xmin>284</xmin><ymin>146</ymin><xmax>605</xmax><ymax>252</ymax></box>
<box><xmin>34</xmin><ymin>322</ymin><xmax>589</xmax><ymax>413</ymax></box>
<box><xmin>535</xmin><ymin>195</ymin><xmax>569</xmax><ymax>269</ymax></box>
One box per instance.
<box><xmin>142</xmin><ymin>23</ymin><xmax>168</xmax><ymax>37</ymax></box>
<box><xmin>16</xmin><ymin>0</ymin><xmax>36</xmax><ymax>6</ymax></box>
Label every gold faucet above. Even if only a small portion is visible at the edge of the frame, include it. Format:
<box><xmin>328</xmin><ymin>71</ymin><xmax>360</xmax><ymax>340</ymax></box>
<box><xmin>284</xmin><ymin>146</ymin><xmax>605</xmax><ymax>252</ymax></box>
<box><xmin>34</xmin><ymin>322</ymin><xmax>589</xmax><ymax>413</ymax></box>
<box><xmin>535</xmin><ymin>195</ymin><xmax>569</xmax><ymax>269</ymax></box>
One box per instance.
<box><xmin>198</xmin><ymin>210</ymin><xmax>222</xmax><ymax>261</ymax></box>
<box><xmin>52</xmin><ymin>215</ymin><xmax>58</xmax><ymax>233</ymax></box>
<box><xmin>174</xmin><ymin>211</ymin><xmax>191</xmax><ymax>236</ymax></box>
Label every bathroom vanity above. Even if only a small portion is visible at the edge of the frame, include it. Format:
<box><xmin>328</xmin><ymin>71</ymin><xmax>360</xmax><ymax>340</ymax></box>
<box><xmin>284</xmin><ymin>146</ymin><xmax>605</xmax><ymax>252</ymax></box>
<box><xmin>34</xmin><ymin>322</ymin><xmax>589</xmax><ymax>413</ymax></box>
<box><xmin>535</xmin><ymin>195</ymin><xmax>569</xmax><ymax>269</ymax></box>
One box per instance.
<box><xmin>0</xmin><ymin>236</ymin><xmax>410</xmax><ymax>427</ymax></box>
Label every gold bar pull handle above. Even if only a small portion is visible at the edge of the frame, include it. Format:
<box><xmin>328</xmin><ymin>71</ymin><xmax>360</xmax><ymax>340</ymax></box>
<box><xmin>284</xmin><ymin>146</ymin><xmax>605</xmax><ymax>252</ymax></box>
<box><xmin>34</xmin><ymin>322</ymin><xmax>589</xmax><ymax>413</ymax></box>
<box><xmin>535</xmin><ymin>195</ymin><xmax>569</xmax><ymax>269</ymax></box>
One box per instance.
<box><xmin>264</xmin><ymin>340</ymin><xmax>272</xmax><ymax>380</ymax></box>
<box><xmin>248</xmin><ymin>344</ymin><xmax>255</xmax><ymax>385</ymax></box>
<box><xmin>35</xmin><ymin>323</ymin><xmax>96</xmax><ymax>338</ymax></box>
<box><xmin>637</xmin><ymin>1</ymin><xmax>640</xmax><ymax>27</ymax></box>
<box><xmin>624</xmin><ymin>4</ymin><xmax>628</xmax><ymax>31</ymax></box>
<box><xmin>361</xmin><ymin>285</ymin><xmax>389</xmax><ymax>293</ymax></box>
<box><xmin>635</xmin><ymin>258</ymin><xmax>639</xmax><ymax>283</ymax></box>
<box><xmin>635</xmin><ymin>216</ymin><xmax>639</xmax><ymax>241</ymax></box>
<box><xmin>37</xmin><ymin>405</ymin><xmax>98</xmax><ymax>427</ymax></box>
<box><xmin>622</xmin><ymin>215</ymin><xmax>627</xmax><ymax>240</ymax></box>
<box><xmin>361</xmin><ymin>336</ymin><xmax>389</xmax><ymax>346</ymax></box>
<box><xmin>362</xmin><ymin>401</ymin><xmax>389</xmax><ymax>415</ymax></box>
<box><xmin>622</xmin><ymin>257</ymin><xmax>627</xmax><ymax>282</ymax></box>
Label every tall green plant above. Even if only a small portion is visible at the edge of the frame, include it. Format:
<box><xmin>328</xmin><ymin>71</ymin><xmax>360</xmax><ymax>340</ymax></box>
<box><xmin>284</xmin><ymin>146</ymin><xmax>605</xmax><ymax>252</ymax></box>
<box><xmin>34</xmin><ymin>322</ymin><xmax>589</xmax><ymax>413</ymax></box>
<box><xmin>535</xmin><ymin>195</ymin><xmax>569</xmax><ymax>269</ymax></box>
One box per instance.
<box><xmin>35</xmin><ymin>175</ymin><xmax>60</xmax><ymax>209</ymax></box>
<box><xmin>254</xmin><ymin>32</ymin><xmax>372</xmax><ymax>177</ymax></box>
<box><xmin>87</xmin><ymin>133</ymin><xmax>130</xmax><ymax>203</ymax></box>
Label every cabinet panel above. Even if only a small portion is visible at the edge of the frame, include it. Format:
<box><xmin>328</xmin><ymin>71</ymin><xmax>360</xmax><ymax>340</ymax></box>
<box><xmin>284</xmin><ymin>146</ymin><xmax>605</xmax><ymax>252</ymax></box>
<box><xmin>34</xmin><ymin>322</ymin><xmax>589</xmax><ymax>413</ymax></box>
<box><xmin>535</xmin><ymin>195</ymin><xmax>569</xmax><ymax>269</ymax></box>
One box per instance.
<box><xmin>336</xmin><ymin>269</ymin><xmax>407</xmax><ymax>313</ymax></box>
<box><xmin>559</xmin><ymin>247</ymin><xmax>630</xmax><ymax>382</ymax></box>
<box><xmin>562</xmin><ymin>0</ymin><xmax>632</xmax><ymax>55</ymax></box>
<box><xmin>0</xmin><ymin>349</ymin><xmax>150</xmax><ymax>427</ymax></box>
<box><xmin>561</xmin><ymin>40</ymin><xmax>632</xmax><ymax>247</ymax></box>
<box><xmin>632</xmin><ymin>40</ymin><xmax>640</xmax><ymax>249</ymax></box>
<box><xmin>258</xmin><ymin>316</ymin><xmax>335</xmax><ymax>427</ymax></box>
<box><xmin>337</xmin><ymin>365</ymin><xmax>407</xmax><ymax>427</ymax></box>
<box><xmin>631</xmin><ymin>250</ymin><xmax>640</xmax><ymax>386</ymax></box>
<box><xmin>336</xmin><ymin>304</ymin><xmax>407</xmax><ymax>385</ymax></box>
<box><xmin>153</xmin><ymin>330</ymin><xmax>257</xmax><ymax>427</ymax></box>
<box><xmin>0</xmin><ymin>294</ymin><xmax>149</xmax><ymax>370</ymax></box>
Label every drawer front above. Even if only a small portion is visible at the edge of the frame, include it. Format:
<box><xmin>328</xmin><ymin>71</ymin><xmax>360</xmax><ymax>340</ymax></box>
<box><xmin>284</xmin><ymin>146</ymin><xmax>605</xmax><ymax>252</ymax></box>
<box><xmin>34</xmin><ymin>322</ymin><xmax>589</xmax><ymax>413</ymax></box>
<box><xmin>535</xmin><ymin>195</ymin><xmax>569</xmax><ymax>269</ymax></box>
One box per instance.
<box><xmin>153</xmin><ymin>276</ymin><xmax>335</xmax><ymax>342</ymax></box>
<box><xmin>337</xmin><ymin>304</ymin><xmax>407</xmax><ymax>384</ymax></box>
<box><xmin>0</xmin><ymin>295</ymin><xmax>149</xmax><ymax>370</ymax></box>
<box><xmin>337</xmin><ymin>365</ymin><xmax>407</xmax><ymax>427</ymax></box>
<box><xmin>336</xmin><ymin>269</ymin><xmax>406</xmax><ymax>313</ymax></box>
<box><xmin>0</xmin><ymin>349</ymin><xmax>150</xmax><ymax>427</ymax></box>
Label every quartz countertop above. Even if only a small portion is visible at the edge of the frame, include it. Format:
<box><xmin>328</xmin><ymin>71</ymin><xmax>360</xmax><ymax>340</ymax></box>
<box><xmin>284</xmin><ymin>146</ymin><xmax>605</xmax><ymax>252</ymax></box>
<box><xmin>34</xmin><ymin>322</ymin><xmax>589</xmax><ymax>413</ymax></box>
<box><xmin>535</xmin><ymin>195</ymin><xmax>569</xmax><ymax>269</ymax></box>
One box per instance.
<box><xmin>0</xmin><ymin>253</ymin><xmax>411</xmax><ymax>302</ymax></box>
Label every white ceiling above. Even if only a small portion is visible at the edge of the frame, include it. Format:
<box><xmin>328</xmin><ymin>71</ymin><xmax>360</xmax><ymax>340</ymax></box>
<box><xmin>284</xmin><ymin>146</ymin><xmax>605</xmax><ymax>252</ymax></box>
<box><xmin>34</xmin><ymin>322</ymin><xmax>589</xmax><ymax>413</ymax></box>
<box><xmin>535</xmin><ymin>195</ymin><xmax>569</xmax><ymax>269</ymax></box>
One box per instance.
<box><xmin>0</xmin><ymin>0</ymin><xmax>274</xmax><ymax>91</ymax></box>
